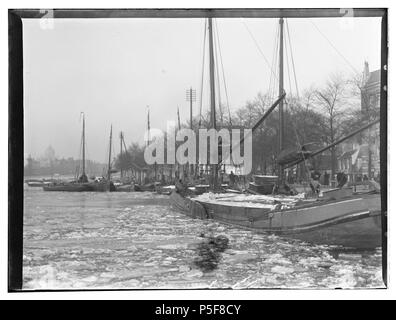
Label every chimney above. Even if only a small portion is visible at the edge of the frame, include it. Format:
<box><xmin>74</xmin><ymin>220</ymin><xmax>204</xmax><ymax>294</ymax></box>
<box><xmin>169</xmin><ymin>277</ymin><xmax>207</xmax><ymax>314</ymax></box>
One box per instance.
<box><xmin>363</xmin><ymin>61</ymin><xmax>370</xmax><ymax>83</ymax></box>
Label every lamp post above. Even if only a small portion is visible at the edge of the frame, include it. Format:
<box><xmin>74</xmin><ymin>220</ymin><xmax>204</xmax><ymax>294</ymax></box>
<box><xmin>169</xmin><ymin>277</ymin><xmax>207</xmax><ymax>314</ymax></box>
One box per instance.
<box><xmin>186</xmin><ymin>87</ymin><xmax>196</xmax><ymax>129</ymax></box>
<box><xmin>186</xmin><ymin>87</ymin><xmax>196</xmax><ymax>178</ymax></box>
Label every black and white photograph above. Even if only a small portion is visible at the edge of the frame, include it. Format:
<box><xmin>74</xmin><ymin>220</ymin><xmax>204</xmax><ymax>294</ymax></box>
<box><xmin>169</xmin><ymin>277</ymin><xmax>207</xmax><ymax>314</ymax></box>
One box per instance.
<box><xmin>7</xmin><ymin>6</ymin><xmax>388</xmax><ymax>294</ymax></box>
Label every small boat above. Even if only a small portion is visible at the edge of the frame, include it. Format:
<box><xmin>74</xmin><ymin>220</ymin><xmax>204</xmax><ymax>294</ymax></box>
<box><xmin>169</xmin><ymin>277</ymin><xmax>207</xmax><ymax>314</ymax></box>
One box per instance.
<box><xmin>26</xmin><ymin>178</ymin><xmax>54</xmax><ymax>187</ymax></box>
<box><xmin>134</xmin><ymin>183</ymin><xmax>156</xmax><ymax>192</ymax></box>
<box><xmin>248</xmin><ymin>175</ymin><xmax>278</xmax><ymax>195</ymax></box>
<box><xmin>89</xmin><ymin>179</ymin><xmax>116</xmax><ymax>192</ymax></box>
<box><xmin>43</xmin><ymin>113</ymin><xmax>93</xmax><ymax>192</ymax></box>
<box><xmin>43</xmin><ymin>182</ymin><xmax>93</xmax><ymax>192</ymax></box>
<box><xmin>27</xmin><ymin>181</ymin><xmax>47</xmax><ymax>187</ymax></box>
<box><xmin>115</xmin><ymin>184</ymin><xmax>135</xmax><ymax>192</ymax></box>
<box><xmin>156</xmin><ymin>184</ymin><xmax>176</xmax><ymax>195</ymax></box>
<box><xmin>89</xmin><ymin>125</ymin><xmax>117</xmax><ymax>192</ymax></box>
<box><xmin>192</xmin><ymin>184</ymin><xmax>210</xmax><ymax>195</ymax></box>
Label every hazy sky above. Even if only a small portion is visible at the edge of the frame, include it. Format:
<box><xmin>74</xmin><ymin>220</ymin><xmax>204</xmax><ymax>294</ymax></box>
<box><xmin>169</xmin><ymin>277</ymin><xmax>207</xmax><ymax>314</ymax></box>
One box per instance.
<box><xmin>23</xmin><ymin>17</ymin><xmax>381</xmax><ymax>162</ymax></box>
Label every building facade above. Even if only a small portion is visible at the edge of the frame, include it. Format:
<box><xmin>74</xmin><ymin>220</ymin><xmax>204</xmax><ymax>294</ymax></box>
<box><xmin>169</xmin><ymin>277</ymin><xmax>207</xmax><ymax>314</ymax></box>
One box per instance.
<box><xmin>337</xmin><ymin>62</ymin><xmax>380</xmax><ymax>182</ymax></box>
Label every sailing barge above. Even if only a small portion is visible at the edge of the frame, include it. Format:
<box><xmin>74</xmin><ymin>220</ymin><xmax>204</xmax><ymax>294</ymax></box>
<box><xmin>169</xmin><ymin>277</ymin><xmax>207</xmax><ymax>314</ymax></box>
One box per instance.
<box><xmin>171</xmin><ymin>116</ymin><xmax>382</xmax><ymax>249</ymax></box>
<box><xmin>170</xmin><ymin>17</ymin><xmax>383</xmax><ymax>249</ymax></box>
<box><xmin>43</xmin><ymin>114</ymin><xmax>116</xmax><ymax>192</ymax></box>
<box><xmin>171</xmin><ymin>187</ymin><xmax>381</xmax><ymax>249</ymax></box>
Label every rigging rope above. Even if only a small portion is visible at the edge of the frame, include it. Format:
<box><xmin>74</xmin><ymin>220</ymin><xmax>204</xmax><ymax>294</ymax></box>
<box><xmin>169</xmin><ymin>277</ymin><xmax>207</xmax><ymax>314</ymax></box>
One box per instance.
<box><xmin>284</xmin><ymin>33</ymin><xmax>293</xmax><ymax>98</ymax></box>
<box><xmin>78</xmin><ymin>123</ymin><xmax>83</xmax><ymax>179</ymax></box>
<box><xmin>78</xmin><ymin>113</ymin><xmax>87</xmax><ymax>178</ymax></box>
<box><xmin>85</xmin><ymin>137</ymin><xmax>91</xmax><ymax>176</ymax></box>
<box><xmin>241</xmin><ymin>19</ymin><xmax>279</xmax><ymax>84</ymax></box>
<box><xmin>214</xmin><ymin>20</ymin><xmax>233</xmax><ymax>127</ymax></box>
<box><xmin>213</xmin><ymin>29</ymin><xmax>224</xmax><ymax>125</ymax></box>
<box><xmin>198</xmin><ymin>19</ymin><xmax>207</xmax><ymax>128</ymax></box>
<box><xmin>286</xmin><ymin>20</ymin><xmax>300</xmax><ymax>99</ymax></box>
<box><xmin>308</xmin><ymin>19</ymin><xmax>359</xmax><ymax>74</ymax></box>
<box><xmin>270</xmin><ymin>25</ymin><xmax>280</xmax><ymax>104</ymax></box>
<box><xmin>278</xmin><ymin>20</ymin><xmax>309</xmax><ymax>189</ymax></box>
<box><xmin>268</xmin><ymin>23</ymin><xmax>279</xmax><ymax>107</ymax></box>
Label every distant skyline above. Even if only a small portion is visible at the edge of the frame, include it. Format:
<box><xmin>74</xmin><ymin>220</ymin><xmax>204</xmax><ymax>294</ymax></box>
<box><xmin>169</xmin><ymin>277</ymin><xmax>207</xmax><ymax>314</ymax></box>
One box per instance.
<box><xmin>23</xmin><ymin>16</ymin><xmax>381</xmax><ymax>162</ymax></box>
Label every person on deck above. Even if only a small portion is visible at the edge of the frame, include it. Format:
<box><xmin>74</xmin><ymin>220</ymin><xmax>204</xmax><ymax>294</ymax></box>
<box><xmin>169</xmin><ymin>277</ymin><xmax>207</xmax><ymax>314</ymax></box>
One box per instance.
<box><xmin>336</xmin><ymin>172</ymin><xmax>348</xmax><ymax>188</ymax></box>
<box><xmin>323</xmin><ymin>171</ymin><xmax>330</xmax><ymax>186</ymax></box>
<box><xmin>309</xmin><ymin>170</ymin><xmax>321</xmax><ymax>194</ymax></box>
<box><xmin>229</xmin><ymin>171</ymin><xmax>235</xmax><ymax>187</ymax></box>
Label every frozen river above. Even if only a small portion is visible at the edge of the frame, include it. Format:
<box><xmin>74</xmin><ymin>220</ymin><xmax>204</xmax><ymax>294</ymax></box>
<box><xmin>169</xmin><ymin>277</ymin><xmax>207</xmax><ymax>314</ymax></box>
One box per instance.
<box><xmin>23</xmin><ymin>187</ymin><xmax>384</xmax><ymax>289</ymax></box>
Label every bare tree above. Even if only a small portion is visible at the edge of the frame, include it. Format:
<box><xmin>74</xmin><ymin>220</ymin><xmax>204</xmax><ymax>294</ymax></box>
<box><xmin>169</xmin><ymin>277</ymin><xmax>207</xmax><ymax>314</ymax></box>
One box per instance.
<box><xmin>313</xmin><ymin>74</ymin><xmax>351</xmax><ymax>177</ymax></box>
<box><xmin>288</xmin><ymin>89</ymin><xmax>326</xmax><ymax>144</ymax></box>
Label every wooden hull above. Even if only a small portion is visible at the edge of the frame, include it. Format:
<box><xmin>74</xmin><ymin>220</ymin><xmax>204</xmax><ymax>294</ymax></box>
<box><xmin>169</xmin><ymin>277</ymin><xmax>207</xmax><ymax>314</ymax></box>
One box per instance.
<box><xmin>43</xmin><ymin>183</ymin><xmax>94</xmax><ymax>192</ymax></box>
<box><xmin>170</xmin><ymin>191</ymin><xmax>382</xmax><ymax>249</ymax></box>
<box><xmin>248</xmin><ymin>182</ymin><xmax>274</xmax><ymax>195</ymax></box>
<box><xmin>156</xmin><ymin>185</ymin><xmax>175</xmax><ymax>195</ymax></box>
<box><xmin>27</xmin><ymin>182</ymin><xmax>47</xmax><ymax>187</ymax></box>
<box><xmin>134</xmin><ymin>183</ymin><xmax>155</xmax><ymax>192</ymax></box>
<box><xmin>43</xmin><ymin>181</ymin><xmax>115</xmax><ymax>192</ymax></box>
<box><xmin>115</xmin><ymin>184</ymin><xmax>135</xmax><ymax>192</ymax></box>
<box><xmin>89</xmin><ymin>181</ymin><xmax>116</xmax><ymax>192</ymax></box>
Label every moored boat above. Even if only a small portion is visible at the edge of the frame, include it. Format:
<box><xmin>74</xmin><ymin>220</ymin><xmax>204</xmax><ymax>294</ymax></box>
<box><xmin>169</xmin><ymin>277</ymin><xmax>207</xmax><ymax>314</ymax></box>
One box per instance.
<box><xmin>134</xmin><ymin>183</ymin><xmax>156</xmax><ymax>192</ymax></box>
<box><xmin>156</xmin><ymin>184</ymin><xmax>176</xmax><ymax>195</ymax></box>
<box><xmin>26</xmin><ymin>178</ymin><xmax>56</xmax><ymax>187</ymax></box>
<box><xmin>43</xmin><ymin>182</ymin><xmax>93</xmax><ymax>192</ymax></box>
<box><xmin>43</xmin><ymin>113</ymin><xmax>93</xmax><ymax>192</ymax></box>
<box><xmin>169</xmin><ymin>17</ymin><xmax>383</xmax><ymax>250</ymax></box>
<box><xmin>27</xmin><ymin>181</ymin><xmax>50</xmax><ymax>187</ymax></box>
<box><xmin>248</xmin><ymin>175</ymin><xmax>278</xmax><ymax>195</ymax></box>
<box><xmin>170</xmin><ymin>189</ymin><xmax>381</xmax><ymax>249</ymax></box>
<box><xmin>89</xmin><ymin>180</ymin><xmax>116</xmax><ymax>192</ymax></box>
<box><xmin>115</xmin><ymin>183</ymin><xmax>135</xmax><ymax>192</ymax></box>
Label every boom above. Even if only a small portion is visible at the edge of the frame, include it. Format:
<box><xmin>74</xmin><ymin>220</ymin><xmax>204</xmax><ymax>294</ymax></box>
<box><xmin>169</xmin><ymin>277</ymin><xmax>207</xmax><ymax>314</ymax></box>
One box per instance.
<box><xmin>284</xmin><ymin>118</ymin><xmax>380</xmax><ymax>168</ymax></box>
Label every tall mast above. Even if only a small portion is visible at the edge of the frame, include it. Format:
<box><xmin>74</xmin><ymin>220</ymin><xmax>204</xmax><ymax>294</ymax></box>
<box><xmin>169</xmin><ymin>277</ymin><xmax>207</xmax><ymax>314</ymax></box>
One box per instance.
<box><xmin>82</xmin><ymin>112</ymin><xmax>86</xmax><ymax>176</ymax></box>
<box><xmin>188</xmin><ymin>87</ymin><xmax>194</xmax><ymax>177</ymax></box>
<box><xmin>208</xmin><ymin>17</ymin><xmax>218</xmax><ymax>190</ymax></box>
<box><xmin>107</xmin><ymin>125</ymin><xmax>112</xmax><ymax>181</ymax></box>
<box><xmin>147</xmin><ymin>106</ymin><xmax>150</xmax><ymax>147</ymax></box>
<box><xmin>175</xmin><ymin>107</ymin><xmax>184</xmax><ymax>179</ymax></box>
<box><xmin>278</xmin><ymin>17</ymin><xmax>285</xmax><ymax>183</ymax></box>
<box><xmin>189</xmin><ymin>87</ymin><xmax>193</xmax><ymax>129</ymax></box>
<box><xmin>120</xmin><ymin>131</ymin><xmax>123</xmax><ymax>178</ymax></box>
<box><xmin>177</xmin><ymin>107</ymin><xmax>181</xmax><ymax>130</ymax></box>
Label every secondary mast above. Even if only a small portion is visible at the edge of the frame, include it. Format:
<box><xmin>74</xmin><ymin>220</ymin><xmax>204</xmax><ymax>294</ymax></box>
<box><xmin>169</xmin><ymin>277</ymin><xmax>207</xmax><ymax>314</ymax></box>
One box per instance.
<box><xmin>278</xmin><ymin>17</ymin><xmax>285</xmax><ymax>183</ymax></box>
<box><xmin>82</xmin><ymin>113</ymin><xmax>86</xmax><ymax>177</ymax></box>
<box><xmin>120</xmin><ymin>131</ymin><xmax>123</xmax><ymax>179</ymax></box>
<box><xmin>147</xmin><ymin>106</ymin><xmax>150</xmax><ymax>147</ymax></box>
<box><xmin>107</xmin><ymin>125</ymin><xmax>113</xmax><ymax>181</ymax></box>
<box><xmin>208</xmin><ymin>17</ymin><xmax>218</xmax><ymax>190</ymax></box>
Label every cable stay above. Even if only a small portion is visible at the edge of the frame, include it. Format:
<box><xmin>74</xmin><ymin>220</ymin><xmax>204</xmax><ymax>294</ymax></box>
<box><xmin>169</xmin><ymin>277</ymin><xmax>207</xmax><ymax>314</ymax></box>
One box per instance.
<box><xmin>241</xmin><ymin>18</ymin><xmax>280</xmax><ymax>84</ymax></box>
<box><xmin>198</xmin><ymin>19</ymin><xmax>207</xmax><ymax>128</ymax></box>
<box><xmin>213</xmin><ymin>29</ymin><xmax>224</xmax><ymax>125</ymax></box>
<box><xmin>286</xmin><ymin>20</ymin><xmax>300</xmax><ymax>99</ymax></box>
<box><xmin>214</xmin><ymin>20</ymin><xmax>233</xmax><ymax>127</ymax></box>
<box><xmin>308</xmin><ymin>19</ymin><xmax>359</xmax><ymax>74</ymax></box>
<box><xmin>269</xmin><ymin>24</ymin><xmax>280</xmax><ymax>104</ymax></box>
